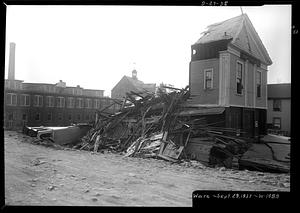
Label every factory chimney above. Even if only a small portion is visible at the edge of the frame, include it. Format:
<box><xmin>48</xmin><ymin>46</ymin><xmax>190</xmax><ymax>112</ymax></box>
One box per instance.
<box><xmin>8</xmin><ymin>42</ymin><xmax>16</xmax><ymax>80</ymax></box>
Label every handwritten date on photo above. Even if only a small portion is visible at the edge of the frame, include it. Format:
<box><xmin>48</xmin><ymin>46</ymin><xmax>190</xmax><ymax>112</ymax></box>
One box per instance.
<box><xmin>193</xmin><ymin>191</ymin><xmax>289</xmax><ymax>205</ymax></box>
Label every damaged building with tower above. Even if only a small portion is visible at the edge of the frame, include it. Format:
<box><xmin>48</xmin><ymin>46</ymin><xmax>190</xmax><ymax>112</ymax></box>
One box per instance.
<box><xmin>4</xmin><ymin>42</ymin><xmax>118</xmax><ymax>129</ymax></box>
<box><xmin>187</xmin><ymin>13</ymin><xmax>272</xmax><ymax>139</ymax></box>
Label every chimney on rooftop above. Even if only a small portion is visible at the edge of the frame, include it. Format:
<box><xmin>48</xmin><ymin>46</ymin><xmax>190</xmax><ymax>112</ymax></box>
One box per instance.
<box><xmin>8</xmin><ymin>42</ymin><xmax>16</xmax><ymax>80</ymax></box>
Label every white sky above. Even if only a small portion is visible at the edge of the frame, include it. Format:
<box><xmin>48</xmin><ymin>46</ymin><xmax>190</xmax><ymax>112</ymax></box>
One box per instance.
<box><xmin>5</xmin><ymin>5</ymin><xmax>291</xmax><ymax>97</ymax></box>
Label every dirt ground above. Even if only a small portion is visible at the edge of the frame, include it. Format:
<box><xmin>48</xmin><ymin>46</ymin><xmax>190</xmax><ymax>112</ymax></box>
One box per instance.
<box><xmin>4</xmin><ymin>130</ymin><xmax>290</xmax><ymax>206</ymax></box>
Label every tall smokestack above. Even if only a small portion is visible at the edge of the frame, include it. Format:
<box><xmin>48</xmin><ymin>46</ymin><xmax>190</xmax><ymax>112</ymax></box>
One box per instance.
<box><xmin>8</xmin><ymin>42</ymin><xmax>16</xmax><ymax>80</ymax></box>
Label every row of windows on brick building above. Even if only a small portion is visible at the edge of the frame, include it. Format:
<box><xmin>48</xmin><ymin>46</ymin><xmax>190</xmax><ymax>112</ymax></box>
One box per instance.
<box><xmin>5</xmin><ymin>93</ymin><xmax>113</xmax><ymax>109</ymax></box>
<box><xmin>6</xmin><ymin>111</ymin><xmax>95</xmax><ymax>123</ymax></box>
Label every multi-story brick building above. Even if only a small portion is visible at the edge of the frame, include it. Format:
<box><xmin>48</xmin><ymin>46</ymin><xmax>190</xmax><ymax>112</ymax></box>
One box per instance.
<box><xmin>4</xmin><ymin>79</ymin><xmax>119</xmax><ymax>129</ymax></box>
<box><xmin>3</xmin><ymin>42</ymin><xmax>118</xmax><ymax>130</ymax></box>
<box><xmin>187</xmin><ymin>14</ymin><xmax>272</xmax><ymax>138</ymax></box>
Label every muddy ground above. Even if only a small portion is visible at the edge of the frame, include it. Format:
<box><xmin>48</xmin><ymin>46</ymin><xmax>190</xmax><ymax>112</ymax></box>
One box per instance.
<box><xmin>4</xmin><ymin>130</ymin><xmax>290</xmax><ymax>206</ymax></box>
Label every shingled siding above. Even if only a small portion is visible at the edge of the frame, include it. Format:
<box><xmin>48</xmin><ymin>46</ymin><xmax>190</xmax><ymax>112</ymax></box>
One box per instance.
<box><xmin>190</xmin><ymin>58</ymin><xmax>219</xmax><ymax>105</ymax></box>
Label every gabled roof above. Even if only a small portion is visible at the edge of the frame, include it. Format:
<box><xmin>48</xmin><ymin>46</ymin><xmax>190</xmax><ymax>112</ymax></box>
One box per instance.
<box><xmin>125</xmin><ymin>76</ymin><xmax>145</xmax><ymax>89</ymax></box>
<box><xmin>111</xmin><ymin>75</ymin><xmax>156</xmax><ymax>94</ymax></box>
<box><xmin>125</xmin><ymin>76</ymin><xmax>156</xmax><ymax>93</ymax></box>
<box><xmin>268</xmin><ymin>83</ymin><xmax>291</xmax><ymax>99</ymax></box>
<box><xmin>195</xmin><ymin>14</ymin><xmax>272</xmax><ymax>66</ymax></box>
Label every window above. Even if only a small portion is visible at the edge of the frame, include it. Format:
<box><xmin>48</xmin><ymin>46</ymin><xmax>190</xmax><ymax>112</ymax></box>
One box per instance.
<box><xmin>94</xmin><ymin>99</ymin><xmax>99</xmax><ymax>109</ymax></box>
<box><xmin>6</xmin><ymin>93</ymin><xmax>17</xmax><ymax>106</ymax></box>
<box><xmin>8</xmin><ymin>112</ymin><xmax>14</xmax><ymax>121</ymax></box>
<box><xmin>22</xmin><ymin>114</ymin><xmax>28</xmax><ymax>121</ymax></box>
<box><xmin>20</xmin><ymin>94</ymin><xmax>30</xmax><ymax>106</ymax></box>
<box><xmin>56</xmin><ymin>97</ymin><xmax>65</xmax><ymax>108</ymax></box>
<box><xmin>47</xmin><ymin>113</ymin><xmax>52</xmax><ymax>121</ymax></box>
<box><xmin>35</xmin><ymin>113</ymin><xmax>40</xmax><ymax>121</ymax></box>
<box><xmin>46</xmin><ymin>96</ymin><xmax>55</xmax><ymax>107</ymax></box>
<box><xmin>273</xmin><ymin>99</ymin><xmax>281</xmax><ymax>112</ymax></box>
<box><xmin>236</xmin><ymin>62</ymin><xmax>243</xmax><ymax>94</ymax></box>
<box><xmin>67</xmin><ymin>97</ymin><xmax>75</xmax><ymax>108</ymax></box>
<box><xmin>273</xmin><ymin>117</ymin><xmax>281</xmax><ymax>129</ymax></box>
<box><xmin>34</xmin><ymin>95</ymin><xmax>43</xmax><ymax>107</ymax></box>
<box><xmin>76</xmin><ymin>98</ymin><xmax>83</xmax><ymax>108</ymax></box>
<box><xmin>58</xmin><ymin>113</ymin><xmax>63</xmax><ymax>121</ymax></box>
<box><xmin>85</xmin><ymin>98</ymin><xmax>92</xmax><ymax>108</ymax></box>
<box><xmin>204</xmin><ymin>69</ymin><xmax>213</xmax><ymax>89</ymax></box>
<box><xmin>256</xmin><ymin>71</ymin><xmax>262</xmax><ymax>98</ymax></box>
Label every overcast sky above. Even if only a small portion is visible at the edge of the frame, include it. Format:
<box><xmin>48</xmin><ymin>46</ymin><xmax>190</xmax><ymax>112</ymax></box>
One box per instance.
<box><xmin>5</xmin><ymin>5</ymin><xmax>291</xmax><ymax>97</ymax></box>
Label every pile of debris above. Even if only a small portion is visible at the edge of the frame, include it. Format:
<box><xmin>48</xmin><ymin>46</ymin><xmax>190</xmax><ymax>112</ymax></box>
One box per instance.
<box><xmin>73</xmin><ymin>86</ymin><xmax>254</xmax><ymax>170</ymax></box>
<box><xmin>74</xmin><ymin>86</ymin><xmax>190</xmax><ymax>157</ymax></box>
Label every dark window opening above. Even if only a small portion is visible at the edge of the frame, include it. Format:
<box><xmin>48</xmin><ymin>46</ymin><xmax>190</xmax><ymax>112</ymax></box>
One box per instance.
<box><xmin>236</xmin><ymin>62</ymin><xmax>243</xmax><ymax>94</ymax></box>
<box><xmin>35</xmin><ymin>113</ymin><xmax>40</xmax><ymax>121</ymax></box>
<box><xmin>273</xmin><ymin>99</ymin><xmax>281</xmax><ymax>111</ymax></box>
<box><xmin>22</xmin><ymin>114</ymin><xmax>27</xmax><ymax>121</ymax></box>
<box><xmin>256</xmin><ymin>71</ymin><xmax>262</xmax><ymax>98</ymax></box>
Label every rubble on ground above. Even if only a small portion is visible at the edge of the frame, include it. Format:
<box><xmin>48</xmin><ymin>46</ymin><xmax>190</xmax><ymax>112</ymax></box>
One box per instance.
<box><xmin>73</xmin><ymin>86</ymin><xmax>283</xmax><ymax>172</ymax></box>
<box><xmin>21</xmin><ymin>86</ymin><xmax>290</xmax><ymax>173</ymax></box>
